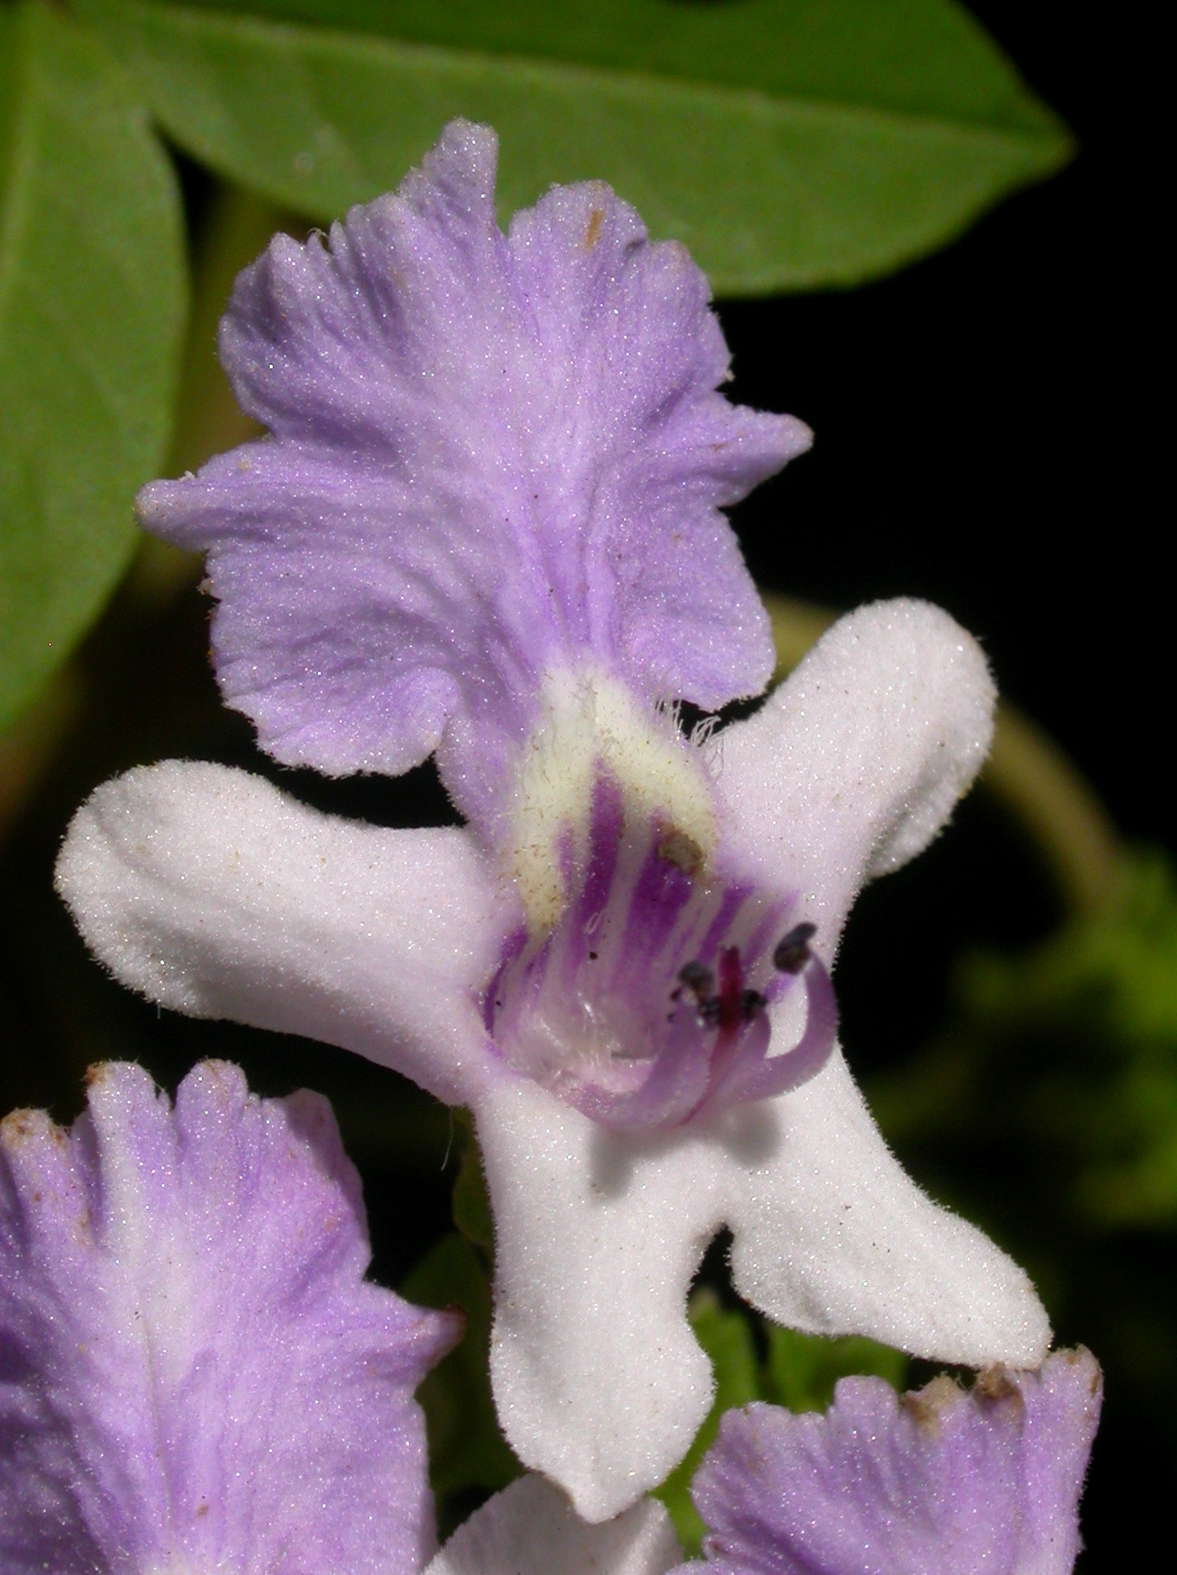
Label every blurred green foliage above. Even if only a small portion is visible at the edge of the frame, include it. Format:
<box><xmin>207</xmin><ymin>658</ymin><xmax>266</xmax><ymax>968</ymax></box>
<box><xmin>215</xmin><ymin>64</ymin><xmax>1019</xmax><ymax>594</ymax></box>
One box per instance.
<box><xmin>868</xmin><ymin>847</ymin><xmax>1177</xmax><ymax>1470</ymax></box>
<box><xmin>875</xmin><ymin>849</ymin><xmax>1177</xmax><ymax>1230</ymax></box>
<box><xmin>655</xmin><ymin>1290</ymin><xmax>907</xmax><ymax>1552</ymax></box>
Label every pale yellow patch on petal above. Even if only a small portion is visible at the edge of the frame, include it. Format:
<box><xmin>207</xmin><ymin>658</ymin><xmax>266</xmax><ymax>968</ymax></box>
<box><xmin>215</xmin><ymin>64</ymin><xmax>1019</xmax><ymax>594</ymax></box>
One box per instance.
<box><xmin>507</xmin><ymin>670</ymin><xmax>716</xmax><ymax>934</ymax></box>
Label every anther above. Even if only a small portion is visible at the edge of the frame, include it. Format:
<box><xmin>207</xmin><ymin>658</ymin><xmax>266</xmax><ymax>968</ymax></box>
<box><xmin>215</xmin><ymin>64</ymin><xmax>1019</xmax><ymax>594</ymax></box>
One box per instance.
<box><xmin>773</xmin><ymin>922</ymin><xmax>816</xmax><ymax>974</ymax></box>
<box><xmin>741</xmin><ymin>988</ymin><xmax>767</xmax><ymax>1019</ymax></box>
<box><xmin>678</xmin><ymin>960</ymin><xmax>714</xmax><ymax>1000</ymax></box>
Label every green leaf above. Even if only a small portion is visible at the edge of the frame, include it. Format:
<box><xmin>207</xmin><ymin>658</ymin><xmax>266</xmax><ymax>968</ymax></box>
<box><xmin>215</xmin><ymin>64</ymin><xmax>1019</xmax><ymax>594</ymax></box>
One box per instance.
<box><xmin>0</xmin><ymin>0</ymin><xmax>186</xmax><ymax>730</ymax></box>
<box><xmin>655</xmin><ymin>1290</ymin><xmax>907</xmax><ymax>1552</ymax></box>
<box><xmin>654</xmin><ymin>1288</ymin><xmax>760</xmax><ymax>1553</ymax></box>
<box><xmin>78</xmin><ymin>0</ymin><xmax>1071</xmax><ymax>295</ymax></box>
<box><xmin>763</xmin><ymin>1323</ymin><xmax>908</xmax><ymax>1411</ymax></box>
<box><xmin>401</xmin><ymin>1232</ymin><xmax>522</xmax><ymax>1506</ymax></box>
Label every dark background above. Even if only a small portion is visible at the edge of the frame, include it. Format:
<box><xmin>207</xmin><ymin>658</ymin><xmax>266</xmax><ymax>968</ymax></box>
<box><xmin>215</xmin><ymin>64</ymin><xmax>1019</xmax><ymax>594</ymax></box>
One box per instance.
<box><xmin>724</xmin><ymin>3</ymin><xmax>1167</xmax><ymax>1560</ymax></box>
<box><xmin>730</xmin><ymin>0</ymin><xmax>1158</xmax><ymax>847</ymax></box>
<box><xmin>0</xmin><ymin>2</ymin><xmax>1162</xmax><ymax>1564</ymax></box>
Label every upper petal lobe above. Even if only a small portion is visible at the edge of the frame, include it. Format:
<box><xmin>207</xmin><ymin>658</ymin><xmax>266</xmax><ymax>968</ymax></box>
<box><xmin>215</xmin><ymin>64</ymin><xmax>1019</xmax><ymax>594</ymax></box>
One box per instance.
<box><xmin>137</xmin><ymin>122</ymin><xmax>808</xmax><ymax>824</ymax></box>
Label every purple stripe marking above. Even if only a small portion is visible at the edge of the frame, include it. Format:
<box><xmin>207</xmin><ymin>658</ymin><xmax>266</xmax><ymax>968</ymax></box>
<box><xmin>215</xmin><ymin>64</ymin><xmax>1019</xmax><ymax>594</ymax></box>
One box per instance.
<box><xmin>485</xmin><ymin>789</ymin><xmax>837</xmax><ymax>1130</ymax></box>
<box><xmin>613</xmin><ymin>836</ymin><xmax>696</xmax><ymax>988</ymax></box>
<box><xmin>575</xmin><ymin>772</ymin><xmax>625</xmax><ymax>929</ymax></box>
<box><xmin>692</xmin><ymin>882</ymin><xmax>751</xmax><ymax>970</ymax></box>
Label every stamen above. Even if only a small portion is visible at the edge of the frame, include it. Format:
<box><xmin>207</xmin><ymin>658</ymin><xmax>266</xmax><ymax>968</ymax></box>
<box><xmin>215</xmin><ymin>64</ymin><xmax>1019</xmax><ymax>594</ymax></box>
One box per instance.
<box><xmin>489</xmin><ymin>774</ymin><xmax>837</xmax><ymax>1131</ymax></box>
<box><xmin>677</xmin><ymin>960</ymin><xmax>714</xmax><ymax>1002</ymax></box>
<box><xmin>741</xmin><ymin>989</ymin><xmax>767</xmax><ymax>1019</ymax></box>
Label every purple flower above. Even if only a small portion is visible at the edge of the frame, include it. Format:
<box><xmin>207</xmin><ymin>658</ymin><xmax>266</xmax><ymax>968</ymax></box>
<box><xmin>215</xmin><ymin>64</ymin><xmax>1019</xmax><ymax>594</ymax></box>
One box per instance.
<box><xmin>137</xmin><ymin>121</ymin><xmax>807</xmax><ymax>842</ymax></box>
<box><xmin>57</xmin><ymin>123</ymin><xmax>1050</xmax><ymax>1519</ymax></box>
<box><xmin>139</xmin><ymin>118</ymin><xmax>824</xmax><ymax>1136</ymax></box>
<box><xmin>679</xmin><ymin>1350</ymin><xmax>1102</xmax><ymax>1575</ymax></box>
<box><xmin>0</xmin><ymin>1060</ymin><xmax>458</xmax><ymax>1574</ymax></box>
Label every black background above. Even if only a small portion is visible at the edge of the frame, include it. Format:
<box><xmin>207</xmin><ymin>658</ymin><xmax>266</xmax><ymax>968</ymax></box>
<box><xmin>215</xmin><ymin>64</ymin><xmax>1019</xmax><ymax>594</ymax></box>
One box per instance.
<box><xmin>727</xmin><ymin>0</ymin><xmax>1160</xmax><ymax>849</ymax></box>
<box><xmin>722</xmin><ymin>3</ymin><xmax>1167</xmax><ymax>1560</ymax></box>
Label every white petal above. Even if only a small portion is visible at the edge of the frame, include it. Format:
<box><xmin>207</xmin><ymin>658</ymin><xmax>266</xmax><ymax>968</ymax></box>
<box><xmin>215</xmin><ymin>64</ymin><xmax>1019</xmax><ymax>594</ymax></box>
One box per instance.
<box><xmin>424</xmin><ymin>1474</ymin><xmax>681</xmax><ymax>1575</ymax></box>
<box><xmin>726</xmin><ymin>1047</ymin><xmax>1051</xmax><ymax>1367</ymax></box>
<box><xmin>55</xmin><ymin>761</ymin><xmax>509</xmax><ymax>1104</ymax></box>
<box><xmin>477</xmin><ymin>1050</ymin><xmax>1048</xmax><ymax>1521</ymax></box>
<box><xmin>719</xmin><ymin>598</ymin><xmax>996</xmax><ymax>951</ymax></box>
<box><xmin>477</xmin><ymin>1075</ymin><xmax>728</xmax><ymax>1522</ymax></box>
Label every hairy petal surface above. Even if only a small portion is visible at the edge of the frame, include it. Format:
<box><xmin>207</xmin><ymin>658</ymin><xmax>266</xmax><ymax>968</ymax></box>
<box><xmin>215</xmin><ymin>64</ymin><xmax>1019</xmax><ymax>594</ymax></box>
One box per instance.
<box><xmin>720</xmin><ymin>597</ymin><xmax>996</xmax><ymax>955</ymax></box>
<box><xmin>0</xmin><ymin>1060</ymin><xmax>458</xmax><ymax>1575</ymax></box>
<box><xmin>478</xmin><ymin>1056</ymin><xmax>1048</xmax><ymax>1524</ymax></box>
<box><xmin>425</xmin><ymin>1473</ymin><xmax>682</xmax><ymax>1575</ymax></box>
<box><xmin>723</xmin><ymin>1050</ymin><xmax>1049</xmax><ymax>1363</ymax></box>
<box><xmin>137</xmin><ymin>121</ymin><xmax>808</xmax><ymax>826</ymax></box>
<box><xmin>54</xmin><ymin>761</ymin><xmax>511</xmax><ymax>1105</ymax></box>
<box><xmin>681</xmin><ymin>1350</ymin><xmax>1102</xmax><ymax>1575</ymax></box>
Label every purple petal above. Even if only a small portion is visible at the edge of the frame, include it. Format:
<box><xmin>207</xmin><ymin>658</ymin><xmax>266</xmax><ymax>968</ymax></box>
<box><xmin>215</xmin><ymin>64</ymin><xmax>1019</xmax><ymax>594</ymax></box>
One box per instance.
<box><xmin>684</xmin><ymin>1350</ymin><xmax>1102</xmax><ymax>1575</ymax></box>
<box><xmin>137</xmin><ymin>121</ymin><xmax>809</xmax><ymax>826</ymax></box>
<box><xmin>0</xmin><ymin>1061</ymin><xmax>459</xmax><ymax>1575</ymax></box>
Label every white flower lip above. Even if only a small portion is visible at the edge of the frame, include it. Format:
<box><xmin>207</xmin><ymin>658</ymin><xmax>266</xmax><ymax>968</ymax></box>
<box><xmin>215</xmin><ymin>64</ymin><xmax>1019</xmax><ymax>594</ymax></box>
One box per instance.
<box><xmin>424</xmin><ymin>1473</ymin><xmax>681</xmax><ymax>1575</ymax></box>
<box><xmin>56</xmin><ymin>598</ymin><xmax>1051</xmax><ymax>1522</ymax></box>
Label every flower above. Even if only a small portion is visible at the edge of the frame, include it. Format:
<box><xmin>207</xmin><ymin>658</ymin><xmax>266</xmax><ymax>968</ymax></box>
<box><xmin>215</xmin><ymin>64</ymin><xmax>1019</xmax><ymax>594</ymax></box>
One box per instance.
<box><xmin>426</xmin><ymin>1473</ymin><xmax>681</xmax><ymax>1575</ymax></box>
<box><xmin>0</xmin><ymin>1060</ymin><xmax>458</xmax><ymax>1574</ymax></box>
<box><xmin>677</xmin><ymin>1349</ymin><xmax>1102</xmax><ymax>1575</ymax></box>
<box><xmin>57</xmin><ymin>122</ymin><xmax>1050</xmax><ymax>1520</ymax></box>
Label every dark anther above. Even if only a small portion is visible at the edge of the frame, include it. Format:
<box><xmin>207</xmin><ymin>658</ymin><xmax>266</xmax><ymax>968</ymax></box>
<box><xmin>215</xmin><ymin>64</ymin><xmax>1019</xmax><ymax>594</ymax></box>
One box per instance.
<box><xmin>773</xmin><ymin>922</ymin><xmax>816</xmax><ymax>974</ymax></box>
<box><xmin>678</xmin><ymin>960</ymin><xmax>714</xmax><ymax>1000</ymax></box>
<box><xmin>741</xmin><ymin>988</ymin><xmax>767</xmax><ymax>1019</ymax></box>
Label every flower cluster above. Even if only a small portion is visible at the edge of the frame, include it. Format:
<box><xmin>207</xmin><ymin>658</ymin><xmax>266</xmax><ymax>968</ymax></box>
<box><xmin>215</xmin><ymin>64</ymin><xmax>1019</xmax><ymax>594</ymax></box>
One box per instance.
<box><xmin>3</xmin><ymin>123</ymin><xmax>1099</xmax><ymax>1570</ymax></box>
